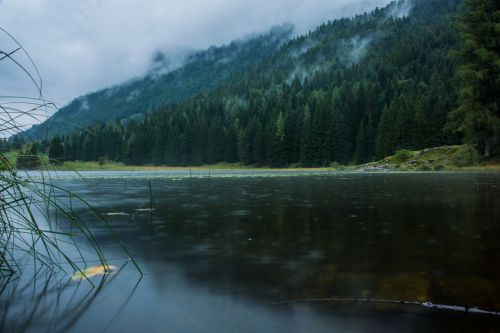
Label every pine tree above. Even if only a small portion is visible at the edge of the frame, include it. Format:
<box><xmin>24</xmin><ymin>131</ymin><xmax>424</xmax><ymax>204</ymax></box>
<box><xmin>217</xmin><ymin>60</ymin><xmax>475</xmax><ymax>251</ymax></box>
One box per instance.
<box><xmin>447</xmin><ymin>0</ymin><xmax>500</xmax><ymax>157</ymax></box>
<box><xmin>272</xmin><ymin>111</ymin><xmax>287</xmax><ymax>166</ymax></box>
<box><xmin>165</xmin><ymin>126</ymin><xmax>181</xmax><ymax>165</ymax></box>
<box><xmin>207</xmin><ymin>115</ymin><xmax>225</xmax><ymax>163</ymax></box>
<box><xmin>299</xmin><ymin>105</ymin><xmax>314</xmax><ymax>166</ymax></box>
<box><xmin>48</xmin><ymin>136</ymin><xmax>65</xmax><ymax>165</ymax></box>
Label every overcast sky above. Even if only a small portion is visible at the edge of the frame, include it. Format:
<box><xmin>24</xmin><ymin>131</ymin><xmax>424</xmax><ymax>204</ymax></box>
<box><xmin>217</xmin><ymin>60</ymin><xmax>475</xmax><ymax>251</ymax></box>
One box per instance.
<box><xmin>0</xmin><ymin>0</ymin><xmax>391</xmax><ymax>111</ymax></box>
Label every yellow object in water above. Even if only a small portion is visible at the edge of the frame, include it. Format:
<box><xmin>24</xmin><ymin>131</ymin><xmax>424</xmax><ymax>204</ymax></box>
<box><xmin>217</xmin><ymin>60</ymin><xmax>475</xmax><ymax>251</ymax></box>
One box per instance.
<box><xmin>71</xmin><ymin>265</ymin><xmax>118</xmax><ymax>281</ymax></box>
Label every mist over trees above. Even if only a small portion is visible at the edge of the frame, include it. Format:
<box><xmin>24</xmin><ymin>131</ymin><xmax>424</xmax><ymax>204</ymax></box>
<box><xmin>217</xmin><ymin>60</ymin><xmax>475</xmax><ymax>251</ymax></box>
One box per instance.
<box><xmin>39</xmin><ymin>0</ymin><xmax>498</xmax><ymax>166</ymax></box>
<box><xmin>25</xmin><ymin>25</ymin><xmax>295</xmax><ymax>139</ymax></box>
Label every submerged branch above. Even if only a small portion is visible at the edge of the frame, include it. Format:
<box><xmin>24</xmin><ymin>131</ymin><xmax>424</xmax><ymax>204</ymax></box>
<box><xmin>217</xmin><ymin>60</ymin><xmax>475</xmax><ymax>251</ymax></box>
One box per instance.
<box><xmin>272</xmin><ymin>297</ymin><xmax>500</xmax><ymax>317</ymax></box>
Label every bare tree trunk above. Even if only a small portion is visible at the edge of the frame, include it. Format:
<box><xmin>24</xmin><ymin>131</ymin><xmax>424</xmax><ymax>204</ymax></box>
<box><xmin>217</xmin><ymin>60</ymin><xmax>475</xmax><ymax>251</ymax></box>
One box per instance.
<box><xmin>484</xmin><ymin>139</ymin><xmax>491</xmax><ymax>158</ymax></box>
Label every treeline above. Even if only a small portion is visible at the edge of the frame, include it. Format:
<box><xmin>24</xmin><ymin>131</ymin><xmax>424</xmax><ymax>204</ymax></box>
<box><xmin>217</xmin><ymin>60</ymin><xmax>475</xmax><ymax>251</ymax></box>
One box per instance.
<box><xmin>60</xmin><ymin>73</ymin><xmax>456</xmax><ymax>167</ymax></box>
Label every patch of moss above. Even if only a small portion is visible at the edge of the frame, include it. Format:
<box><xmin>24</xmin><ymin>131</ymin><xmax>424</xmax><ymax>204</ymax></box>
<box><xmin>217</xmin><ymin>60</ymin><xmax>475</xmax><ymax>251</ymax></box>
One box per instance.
<box><xmin>417</xmin><ymin>164</ymin><xmax>432</xmax><ymax>171</ymax></box>
<box><xmin>393</xmin><ymin>149</ymin><xmax>413</xmax><ymax>163</ymax></box>
<box><xmin>433</xmin><ymin>164</ymin><xmax>445</xmax><ymax>171</ymax></box>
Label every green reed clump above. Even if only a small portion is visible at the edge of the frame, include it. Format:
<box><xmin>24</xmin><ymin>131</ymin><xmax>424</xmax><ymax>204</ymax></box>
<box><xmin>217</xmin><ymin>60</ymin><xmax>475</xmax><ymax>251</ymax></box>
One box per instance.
<box><xmin>0</xmin><ymin>27</ymin><xmax>140</xmax><ymax>278</ymax></box>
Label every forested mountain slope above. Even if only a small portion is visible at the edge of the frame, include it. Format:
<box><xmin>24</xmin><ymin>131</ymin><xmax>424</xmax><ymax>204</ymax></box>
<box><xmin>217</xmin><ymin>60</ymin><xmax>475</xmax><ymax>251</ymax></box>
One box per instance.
<box><xmin>54</xmin><ymin>0</ymin><xmax>464</xmax><ymax>166</ymax></box>
<box><xmin>25</xmin><ymin>25</ymin><xmax>294</xmax><ymax>139</ymax></box>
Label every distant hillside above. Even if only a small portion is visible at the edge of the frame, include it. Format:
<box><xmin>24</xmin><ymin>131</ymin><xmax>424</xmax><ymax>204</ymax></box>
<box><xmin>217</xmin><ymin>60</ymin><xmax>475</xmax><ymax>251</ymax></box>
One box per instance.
<box><xmin>45</xmin><ymin>0</ymin><xmax>467</xmax><ymax>167</ymax></box>
<box><xmin>25</xmin><ymin>24</ymin><xmax>293</xmax><ymax>139</ymax></box>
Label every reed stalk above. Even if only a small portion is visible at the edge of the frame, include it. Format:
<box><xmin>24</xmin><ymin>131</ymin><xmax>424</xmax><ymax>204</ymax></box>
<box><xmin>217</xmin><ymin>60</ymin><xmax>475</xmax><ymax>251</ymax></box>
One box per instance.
<box><xmin>0</xmin><ymin>27</ymin><xmax>141</xmax><ymax>278</ymax></box>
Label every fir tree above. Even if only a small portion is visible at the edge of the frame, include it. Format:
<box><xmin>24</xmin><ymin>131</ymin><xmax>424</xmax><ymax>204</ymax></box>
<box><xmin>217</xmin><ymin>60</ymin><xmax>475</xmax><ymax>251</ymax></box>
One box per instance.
<box><xmin>447</xmin><ymin>0</ymin><xmax>500</xmax><ymax>157</ymax></box>
<box><xmin>48</xmin><ymin>136</ymin><xmax>65</xmax><ymax>165</ymax></box>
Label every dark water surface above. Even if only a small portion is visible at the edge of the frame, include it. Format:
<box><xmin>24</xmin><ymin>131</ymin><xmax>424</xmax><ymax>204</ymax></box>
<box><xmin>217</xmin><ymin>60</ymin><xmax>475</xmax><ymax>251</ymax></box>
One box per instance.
<box><xmin>3</xmin><ymin>171</ymin><xmax>500</xmax><ymax>332</ymax></box>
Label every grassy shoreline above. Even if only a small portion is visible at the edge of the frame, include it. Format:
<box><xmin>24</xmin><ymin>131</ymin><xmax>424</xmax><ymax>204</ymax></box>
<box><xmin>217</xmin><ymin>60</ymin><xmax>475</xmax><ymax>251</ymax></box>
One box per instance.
<box><xmin>5</xmin><ymin>145</ymin><xmax>500</xmax><ymax>172</ymax></box>
<box><xmin>47</xmin><ymin>163</ymin><xmax>500</xmax><ymax>173</ymax></box>
<box><xmin>49</xmin><ymin>161</ymin><xmax>335</xmax><ymax>172</ymax></box>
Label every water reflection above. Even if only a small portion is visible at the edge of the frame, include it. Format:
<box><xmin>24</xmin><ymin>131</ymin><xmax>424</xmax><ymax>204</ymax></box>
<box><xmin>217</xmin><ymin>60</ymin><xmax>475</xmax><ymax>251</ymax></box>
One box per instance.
<box><xmin>0</xmin><ymin>262</ymin><xmax>140</xmax><ymax>333</ymax></box>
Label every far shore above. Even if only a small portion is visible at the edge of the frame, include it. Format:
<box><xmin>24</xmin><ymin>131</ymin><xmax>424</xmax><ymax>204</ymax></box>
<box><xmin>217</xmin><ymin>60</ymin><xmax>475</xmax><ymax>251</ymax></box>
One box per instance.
<box><xmin>46</xmin><ymin>161</ymin><xmax>500</xmax><ymax>173</ymax></box>
<box><xmin>48</xmin><ymin>161</ymin><xmax>339</xmax><ymax>172</ymax></box>
<box><xmin>6</xmin><ymin>145</ymin><xmax>500</xmax><ymax>173</ymax></box>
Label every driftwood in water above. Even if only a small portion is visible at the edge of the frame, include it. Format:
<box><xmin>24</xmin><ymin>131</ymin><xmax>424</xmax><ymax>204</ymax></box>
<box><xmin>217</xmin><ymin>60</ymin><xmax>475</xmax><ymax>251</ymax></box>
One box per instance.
<box><xmin>272</xmin><ymin>298</ymin><xmax>500</xmax><ymax>316</ymax></box>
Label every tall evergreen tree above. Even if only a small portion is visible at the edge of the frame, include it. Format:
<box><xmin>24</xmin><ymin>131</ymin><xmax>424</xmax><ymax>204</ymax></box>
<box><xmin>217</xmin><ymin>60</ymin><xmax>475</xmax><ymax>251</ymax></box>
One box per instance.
<box><xmin>447</xmin><ymin>0</ymin><xmax>500</xmax><ymax>157</ymax></box>
<box><xmin>48</xmin><ymin>136</ymin><xmax>65</xmax><ymax>165</ymax></box>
